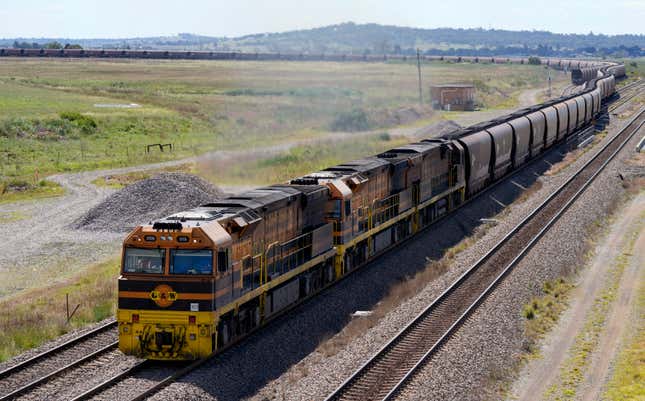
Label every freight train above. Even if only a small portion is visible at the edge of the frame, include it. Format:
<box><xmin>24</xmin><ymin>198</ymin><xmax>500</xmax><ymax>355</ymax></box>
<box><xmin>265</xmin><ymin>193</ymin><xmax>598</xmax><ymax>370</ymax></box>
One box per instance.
<box><xmin>572</xmin><ymin>64</ymin><xmax>626</xmax><ymax>85</ymax></box>
<box><xmin>117</xmin><ymin>64</ymin><xmax>621</xmax><ymax>360</ymax></box>
<box><xmin>0</xmin><ymin>47</ymin><xmax>620</xmax><ymax>71</ymax></box>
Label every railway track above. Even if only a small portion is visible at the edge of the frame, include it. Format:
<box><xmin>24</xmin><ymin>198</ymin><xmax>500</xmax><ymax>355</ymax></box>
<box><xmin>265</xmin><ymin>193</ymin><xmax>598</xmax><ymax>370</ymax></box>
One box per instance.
<box><xmin>323</xmin><ymin>107</ymin><xmax>645</xmax><ymax>401</ymax></box>
<box><xmin>0</xmin><ymin>320</ymin><xmax>117</xmax><ymax>400</ymax></box>
<box><xmin>609</xmin><ymin>79</ymin><xmax>645</xmax><ymax>113</ymax></box>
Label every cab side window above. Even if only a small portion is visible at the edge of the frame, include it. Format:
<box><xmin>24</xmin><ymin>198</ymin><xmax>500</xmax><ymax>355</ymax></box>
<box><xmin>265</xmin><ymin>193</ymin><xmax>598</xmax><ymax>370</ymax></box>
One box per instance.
<box><xmin>217</xmin><ymin>249</ymin><xmax>229</xmax><ymax>273</ymax></box>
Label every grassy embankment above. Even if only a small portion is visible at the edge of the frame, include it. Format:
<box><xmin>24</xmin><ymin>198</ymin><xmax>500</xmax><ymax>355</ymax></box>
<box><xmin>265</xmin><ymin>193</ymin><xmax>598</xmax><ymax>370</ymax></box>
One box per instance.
<box><xmin>0</xmin><ymin>59</ymin><xmax>564</xmax><ymax>201</ymax></box>
<box><xmin>0</xmin><ymin>258</ymin><xmax>118</xmax><ymax>362</ymax></box>
<box><xmin>603</xmin><ymin>263</ymin><xmax>644</xmax><ymax>400</ymax></box>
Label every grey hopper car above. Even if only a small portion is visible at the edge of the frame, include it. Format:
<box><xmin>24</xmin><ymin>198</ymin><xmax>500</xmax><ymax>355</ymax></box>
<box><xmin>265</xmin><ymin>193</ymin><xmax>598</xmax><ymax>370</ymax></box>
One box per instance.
<box><xmin>486</xmin><ymin>123</ymin><xmax>514</xmax><ymax>179</ymax></box>
<box><xmin>456</xmin><ymin>131</ymin><xmax>492</xmax><ymax>194</ymax></box>
<box><xmin>509</xmin><ymin>116</ymin><xmax>532</xmax><ymax>166</ymax></box>
<box><xmin>564</xmin><ymin>99</ymin><xmax>579</xmax><ymax>135</ymax></box>
<box><xmin>541</xmin><ymin>106</ymin><xmax>559</xmax><ymax>148</ymax></box>
<box><xmin>525</xmin><ymin>112</ymin><xmax>546</xmax><ymax>157</ymax></box>
<box><xmin>574</xmin><ymin>96</ymin><xmax>587</xmax><ymax>128</ymax></box>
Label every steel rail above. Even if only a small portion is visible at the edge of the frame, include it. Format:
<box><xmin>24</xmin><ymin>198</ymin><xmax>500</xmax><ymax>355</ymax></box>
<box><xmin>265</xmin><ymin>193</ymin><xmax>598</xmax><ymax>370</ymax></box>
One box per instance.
<box><xmin>324</xmin><ymin>108</ymin><xmax>645</xmax><ymax>401</ymax></box>
<box><xmin>0</xmin><ymin>342</ymin><xmax>118</xmax><ymax>401</ymax></box>
<box><xmin>609</xmin><ymin>80</ymin><xmax>645</xmax><ymax>112</ymax></box>
<box><xmin>68</xmin><ymin>360</ymin><xmax>150</xmax><ymax>401</ymax></box>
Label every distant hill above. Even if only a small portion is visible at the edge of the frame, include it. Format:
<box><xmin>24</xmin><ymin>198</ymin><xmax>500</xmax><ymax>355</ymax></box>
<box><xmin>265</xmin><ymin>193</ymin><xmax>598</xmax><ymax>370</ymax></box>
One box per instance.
<box><xmin>222</xmin><ymin>22</ymin><xmax>645</xmax><ymax>57</ymax></box>
<box><xmin>2</xmin><ymin>23</ymin><xmax>643</xmax><ymax>57</ymax></box>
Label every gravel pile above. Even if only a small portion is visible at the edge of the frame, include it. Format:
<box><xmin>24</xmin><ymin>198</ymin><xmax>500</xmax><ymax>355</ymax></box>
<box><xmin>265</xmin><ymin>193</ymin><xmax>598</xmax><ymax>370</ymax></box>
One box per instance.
<box><xmin>74</xmin><ymin>173</ymin><xmax>223</xmax><ymax>233</ymax></box>
<box><xmin>414</xmin><ymin>120</ymin><xmax>462</xmax><ymax>139</ymax></box>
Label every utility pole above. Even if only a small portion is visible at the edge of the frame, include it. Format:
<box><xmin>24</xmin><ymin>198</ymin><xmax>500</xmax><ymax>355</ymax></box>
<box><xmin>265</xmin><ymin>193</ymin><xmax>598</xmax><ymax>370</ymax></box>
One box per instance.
<box><xmin>416</xmin><ymin>48</ymin><xmax>423</xmax><ymax>106</ymax></box>
<box><xmin>547</xmin><ymin>68</ymin><xmax>552</xmax><ymax>98</ymax></box>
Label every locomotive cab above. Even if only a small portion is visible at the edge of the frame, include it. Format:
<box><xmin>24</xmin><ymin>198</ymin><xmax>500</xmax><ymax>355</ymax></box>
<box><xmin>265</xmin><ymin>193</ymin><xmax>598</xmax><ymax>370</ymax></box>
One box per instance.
<box><xmin>117</xmin><ymin>218</ymin><xmax>231</xmax><ymax>360</ymax></box>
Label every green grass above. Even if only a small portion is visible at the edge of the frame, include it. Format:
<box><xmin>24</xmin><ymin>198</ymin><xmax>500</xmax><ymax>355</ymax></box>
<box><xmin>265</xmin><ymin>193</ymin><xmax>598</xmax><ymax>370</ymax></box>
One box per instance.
<box><xmin>0</xmin><ymin>179</ymin><xmax>64</xmax><ymax>204</ymax></box>
<box><xmin>0</xmin><ymin>258</ymin><xmax>119</xmax><ymax>362</ymax></box>
<box><xmin>195</xmin><ymin>134</ymin><xmax>409</xmax><ymax>187</ymax></box>
<box><xmin>522</xmin><ymin>278</ymin><xmax>574</xmax><ymax>353</ymax></box>
<box><xmin>620</xmin><ymin>58</ymin><xmax>645</xmax><ymax>86</ymax></box>
<box><xmin>0</xmin><ymin>59</ymin><xmax>566</xmax><ymax>186</ymax></box>
<box><xmin>603</xmin><ymin>264</ymin><xmax>645</xmax><ymax>400</ymax></box>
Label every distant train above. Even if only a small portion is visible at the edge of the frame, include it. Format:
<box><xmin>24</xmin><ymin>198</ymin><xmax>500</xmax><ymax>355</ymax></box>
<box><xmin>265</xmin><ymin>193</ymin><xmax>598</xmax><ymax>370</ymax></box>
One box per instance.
<box><xmin>116</xmin><ymin>62</ymin><xmax>621</xmax><ymax>361</ymax></box>
<box><xmin>0</xmin><ymin>47</ymin><xmax>625</xmax><ymax>73</ymax></box>
<box><xmin>572</xmin><ymin>64</ymin><xmax>626</xmax><ymax>85</ymax></box>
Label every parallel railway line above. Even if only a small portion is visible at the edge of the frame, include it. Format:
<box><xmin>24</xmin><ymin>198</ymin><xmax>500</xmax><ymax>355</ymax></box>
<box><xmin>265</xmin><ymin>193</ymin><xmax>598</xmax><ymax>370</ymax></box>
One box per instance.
<box><xmin>609</xmin><ymin>79</ymin><xmax>645</xmax><ymax>113</ymax></box>
<box><xmin>323</xmin><ymin>105</ymin><xmax>645</xmax><ymax>401</ymax></box>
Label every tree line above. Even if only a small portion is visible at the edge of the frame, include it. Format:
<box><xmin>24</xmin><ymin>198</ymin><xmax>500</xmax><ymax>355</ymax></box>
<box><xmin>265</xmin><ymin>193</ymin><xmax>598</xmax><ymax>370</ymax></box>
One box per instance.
<box><xmin>11</xmin><ymin>41</ymin><xmax>82</xmax><ymax>50</ymax></box>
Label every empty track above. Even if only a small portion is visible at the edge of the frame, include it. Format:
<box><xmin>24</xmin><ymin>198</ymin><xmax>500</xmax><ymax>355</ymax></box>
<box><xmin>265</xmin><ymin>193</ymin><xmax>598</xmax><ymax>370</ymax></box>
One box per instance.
<box><xmin>0</xmin><ymin>320</ymin><xmax>117</xmax><ymax>400</ymax></box>
<box><xmin>609</xmin><ymin>79</ymin><xmax>645</xmax><ymax>113</ymax></box>
<box><xmin>323</xmin><ymin>106</ymin><xmax>645</xmax><ymax>401</ymax></box>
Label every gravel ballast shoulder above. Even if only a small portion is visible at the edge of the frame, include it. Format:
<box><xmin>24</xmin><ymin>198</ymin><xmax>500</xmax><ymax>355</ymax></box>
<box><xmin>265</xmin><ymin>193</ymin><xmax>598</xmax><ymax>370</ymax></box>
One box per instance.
<box><xmin>147</xmin><ymin>110</ymin><xmax>643</xmax><ymax>401</ymax></box>
<box><xmin>74</xmin><ymin>173</ymin><xmax>223</xmax><ymax>232</ymax></box>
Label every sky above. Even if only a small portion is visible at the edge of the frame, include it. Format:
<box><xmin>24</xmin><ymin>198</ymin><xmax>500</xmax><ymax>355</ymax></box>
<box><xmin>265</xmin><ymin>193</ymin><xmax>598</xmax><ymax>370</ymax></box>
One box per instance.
<box><xmin>0</xmin><ymin>0</ymin><xmax>644</xmax><ymax>39</ymax></box>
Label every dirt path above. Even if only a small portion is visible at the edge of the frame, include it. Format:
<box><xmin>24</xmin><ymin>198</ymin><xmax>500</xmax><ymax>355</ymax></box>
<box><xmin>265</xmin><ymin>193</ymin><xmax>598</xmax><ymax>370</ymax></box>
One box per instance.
<box><xmin>448</xmin><ymin>87</ymin><xmax>545</xmax><ymax>127</ymax></box>
<box><xmin>510</xmin><ymin>192</ymin><xmax>645</xmax><ymax>401</ymax></box>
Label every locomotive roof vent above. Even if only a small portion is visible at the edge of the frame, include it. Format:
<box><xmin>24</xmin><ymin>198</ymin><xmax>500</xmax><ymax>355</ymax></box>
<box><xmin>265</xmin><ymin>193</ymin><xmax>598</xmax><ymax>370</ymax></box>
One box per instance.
<box><xmin>152</xmin><ymin>222</ymin><xmax>183</xmax><ymax>231</ymax></box>
<box><xmin>166</xmin><ymin>210</ymin><xmax>220</xmax><ymax>222</ymax></box>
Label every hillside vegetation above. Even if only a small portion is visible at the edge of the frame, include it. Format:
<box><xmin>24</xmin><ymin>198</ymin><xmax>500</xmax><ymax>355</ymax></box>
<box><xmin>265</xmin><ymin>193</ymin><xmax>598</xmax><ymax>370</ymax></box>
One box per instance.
<box><xmin>1</xmin><ymin>23</ymin><xmax>643</xmax><ymax>57</ymax></box>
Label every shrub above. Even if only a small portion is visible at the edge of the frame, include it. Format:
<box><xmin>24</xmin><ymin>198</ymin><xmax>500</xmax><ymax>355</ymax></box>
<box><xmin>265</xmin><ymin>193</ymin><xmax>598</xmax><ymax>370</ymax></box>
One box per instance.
<box><xmin>528</xmin><ymin>56</ymin><xmax>541</xmax><ymax>65</ymax></box>
<box><xmin>330</xmin><ymin>108</ymin><xmax>371</xmax><ymax>132</ymax></box>
<box><xmin>523</xmin><ymin>304</ymin><xmax>536</xmax><ymax>320</ymax></box>
<box><xmin>59</xmin><ymin>112</ymin><xmax>97</xmax><ymax>134</ymax></box>
<box><xmin>1</xmin><ymin>179</ymin><xmax>32</xmax><ymax>194</ymax></box>
<box><xmin>378</xmin><ymin>132</ymin><xmax>391</xmax><ymax>141</ymax></box>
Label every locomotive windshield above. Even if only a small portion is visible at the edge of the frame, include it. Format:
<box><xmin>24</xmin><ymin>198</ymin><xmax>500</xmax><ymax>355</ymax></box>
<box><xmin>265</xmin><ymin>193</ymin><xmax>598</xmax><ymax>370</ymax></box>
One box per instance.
<box><xmin>170</xmin><ymin>249</ymin><xmax>213</xmax><ymax>275</ymax></box>
<box><xmin>123</xmin><ymin>247</ymin><xmax>165</xmax><ymax>274</ymax></box>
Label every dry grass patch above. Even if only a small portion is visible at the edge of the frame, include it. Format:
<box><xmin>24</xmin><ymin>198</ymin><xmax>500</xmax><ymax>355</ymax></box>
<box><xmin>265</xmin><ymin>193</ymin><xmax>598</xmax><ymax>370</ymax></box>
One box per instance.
<box><xmin>521</xmin><ymin>278</ymin><xmax>574</xmax><ymax>354</ymax></box>
<box><xmin>515</xmin><ymin>180</ymin><xmax>544</xmax><ymax>204</ymax></box>
<box><xmin>602</xmin><ymin>260</ymin><xmax>645</xmax><ymax>400</ymax></box>
<box><xmin>91</xmin><ymin>163</ymin><xmax>194</xmax><ymax>189</ymax></box>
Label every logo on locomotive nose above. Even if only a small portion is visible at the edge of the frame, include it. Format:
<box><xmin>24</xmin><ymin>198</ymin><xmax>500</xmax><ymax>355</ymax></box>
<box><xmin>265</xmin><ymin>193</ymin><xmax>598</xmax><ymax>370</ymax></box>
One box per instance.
<box><xmin>150</xmin><ymin>284</ymin><xmax>177</xmax><ymax>308</ymax></box>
